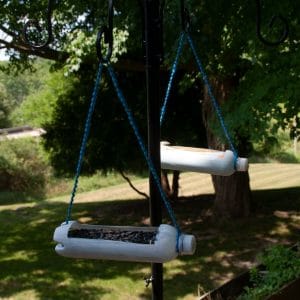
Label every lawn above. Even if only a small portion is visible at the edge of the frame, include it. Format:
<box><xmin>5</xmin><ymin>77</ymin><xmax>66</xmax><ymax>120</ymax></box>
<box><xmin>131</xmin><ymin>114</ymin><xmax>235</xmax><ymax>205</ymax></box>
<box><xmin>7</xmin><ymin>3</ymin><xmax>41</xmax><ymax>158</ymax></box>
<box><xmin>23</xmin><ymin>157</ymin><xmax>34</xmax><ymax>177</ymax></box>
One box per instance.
<box><xmin>0</xmin><ymin>164</ymin><xmax>300</xmax><ymax>300</ymax></box>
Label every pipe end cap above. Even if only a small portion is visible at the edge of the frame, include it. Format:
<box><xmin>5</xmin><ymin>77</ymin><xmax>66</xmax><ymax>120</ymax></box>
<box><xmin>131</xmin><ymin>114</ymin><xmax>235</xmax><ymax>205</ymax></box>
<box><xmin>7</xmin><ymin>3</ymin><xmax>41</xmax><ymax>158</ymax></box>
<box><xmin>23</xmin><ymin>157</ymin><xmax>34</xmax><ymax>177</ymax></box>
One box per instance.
<box><xmin>236</xmin><ymin>157</ymin><xmax>248</xmax><ymax>172</ymax></box>
<box><xmin>179</xmin><ymin>234</ymin><xmax>196</xmax><ymax>255</ymax></box>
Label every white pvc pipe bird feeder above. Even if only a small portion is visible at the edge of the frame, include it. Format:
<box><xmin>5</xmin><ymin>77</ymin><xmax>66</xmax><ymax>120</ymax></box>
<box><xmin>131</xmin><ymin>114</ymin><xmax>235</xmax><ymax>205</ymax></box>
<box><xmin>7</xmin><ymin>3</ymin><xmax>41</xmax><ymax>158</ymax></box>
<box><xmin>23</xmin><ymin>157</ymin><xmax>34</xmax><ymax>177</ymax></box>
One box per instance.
<box><xmin>160</xmin><ymin>142</ymin><xmax>248</xmax><ymax>176</ymax></box>
<box><xmin>53</xmin><ymin>221</ymin><xmax>196</xmax><ymax>263</ymax></box>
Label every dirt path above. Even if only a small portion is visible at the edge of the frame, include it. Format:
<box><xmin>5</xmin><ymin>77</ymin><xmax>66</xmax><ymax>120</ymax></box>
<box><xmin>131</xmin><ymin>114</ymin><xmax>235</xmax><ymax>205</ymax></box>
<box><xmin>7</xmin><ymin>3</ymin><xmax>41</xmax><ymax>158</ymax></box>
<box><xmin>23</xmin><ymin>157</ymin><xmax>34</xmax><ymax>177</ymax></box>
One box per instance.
<box><xmin>71</xmin><ymin>163</ymin><xmax>300</xmax><ymax>203</ymax></box>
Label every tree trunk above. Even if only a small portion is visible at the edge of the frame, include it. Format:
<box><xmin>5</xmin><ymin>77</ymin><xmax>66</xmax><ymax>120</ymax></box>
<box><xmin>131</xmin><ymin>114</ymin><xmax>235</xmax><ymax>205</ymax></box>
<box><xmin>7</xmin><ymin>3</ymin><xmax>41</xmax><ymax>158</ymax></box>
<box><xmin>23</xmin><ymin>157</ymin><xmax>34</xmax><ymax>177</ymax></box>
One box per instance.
<box><xmin>212</xmin><ymin>172</ymin><xmax>252</xmax><ymax>218</ymax></box>
<box><xmin>202</xmin><ymin>77</ymin><xmax>252</xmax><ymax>218</ymax></box>
<box><xmin>161</xmin><ymin>170</ymin><xmax>180</xmax><ymax>202</ymax></box>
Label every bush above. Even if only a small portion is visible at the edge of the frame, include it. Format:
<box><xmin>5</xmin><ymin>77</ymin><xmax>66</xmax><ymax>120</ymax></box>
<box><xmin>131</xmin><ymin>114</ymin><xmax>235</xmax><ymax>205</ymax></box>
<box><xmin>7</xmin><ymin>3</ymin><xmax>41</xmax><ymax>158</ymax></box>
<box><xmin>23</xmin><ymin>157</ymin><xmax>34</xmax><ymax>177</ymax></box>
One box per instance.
<box><xmin>238</xmin><ymin>245</ymin><xmax>300</xmax><ymax>300</ymax></box>
<box><xmin>251</xmin><ymin>129</ymin><xmax>300</xmax><ymax>163</ymax></box>
<box><xmin>0</xmin><ymin>138</ymin><xmax>50</xmax><ymax>194</ymax></box>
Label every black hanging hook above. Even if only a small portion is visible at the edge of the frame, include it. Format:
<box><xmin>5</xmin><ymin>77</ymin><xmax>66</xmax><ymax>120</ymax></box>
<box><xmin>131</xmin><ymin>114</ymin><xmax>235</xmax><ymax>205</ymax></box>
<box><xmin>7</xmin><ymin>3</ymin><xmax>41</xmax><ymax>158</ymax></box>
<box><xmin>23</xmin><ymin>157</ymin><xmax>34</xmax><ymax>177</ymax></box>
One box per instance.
<box><xmin>255</xmin><ymin>0</ymin><xmax>289</xmax><ymax>46</ymax></box>
<box><xmin>96</xmin><ymin>0</ymin><xmax>114</xmax><ymax>63</ymax></box>
<box><xmin>23</xmin><ymin>0</ymin><xmax>54</xmax><ymax>49</ymax></box>
<box><xmin>180</xmin><ymin>0</ymin><xmax>190</xmax><ymax>31</ymax></box>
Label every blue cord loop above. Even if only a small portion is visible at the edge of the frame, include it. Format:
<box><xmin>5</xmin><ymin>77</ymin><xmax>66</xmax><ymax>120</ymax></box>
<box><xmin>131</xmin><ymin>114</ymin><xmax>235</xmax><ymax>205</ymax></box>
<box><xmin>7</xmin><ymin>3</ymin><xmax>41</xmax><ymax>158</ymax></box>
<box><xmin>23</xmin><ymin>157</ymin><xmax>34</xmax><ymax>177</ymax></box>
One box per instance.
<box><xmin>185</xmin><ymin>33</ymin><xmax>238</xmax><ymax>161</ymax></box>
<box><xmin>66</xmin><ymin>61</ymin><xmax>182</xmax><ymax>251</ymax></box>
<box><xmin>160</xmin><ymin>31</ymin><xmax>239</xmax><ymax>169</ymax></box>
<box><xmin>66</xmin><ymin>63</ymin><xmax>104</xmax><ymax>224</ymax></box>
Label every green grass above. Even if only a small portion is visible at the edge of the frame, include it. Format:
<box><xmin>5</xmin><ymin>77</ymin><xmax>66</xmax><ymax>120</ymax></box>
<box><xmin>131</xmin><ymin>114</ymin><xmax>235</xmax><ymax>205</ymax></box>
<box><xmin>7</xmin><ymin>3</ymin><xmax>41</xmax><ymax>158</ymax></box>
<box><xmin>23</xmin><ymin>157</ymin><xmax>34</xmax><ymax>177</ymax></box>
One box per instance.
<box><xmin>1</xmin><ymin>180</ymin><xmax>300</xmax><ymax>299</ymax></box>
<box><xmin>249</xmin><ymin>152</ymin><xmax>300</xmax><ymax>164</ymax></box>
<box><xmin>0</xmin><ymin>171</ymin><xmax>145</xmax><ymax>205</ymax></box>
<box><xmin>45</xmin><ymin>171</ymin><xmax>144</xmax><ymax>199</ymax></box>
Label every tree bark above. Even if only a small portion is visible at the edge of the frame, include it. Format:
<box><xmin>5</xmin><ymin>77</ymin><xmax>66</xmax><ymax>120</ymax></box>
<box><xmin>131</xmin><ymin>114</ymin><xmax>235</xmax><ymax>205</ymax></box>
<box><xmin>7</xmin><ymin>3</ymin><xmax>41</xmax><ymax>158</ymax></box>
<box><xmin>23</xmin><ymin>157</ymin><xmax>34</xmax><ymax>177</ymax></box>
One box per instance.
<box><xmin>1</xmin><ymin>39</ymin><xmax>69</xmax><ymax>62</ymax></box>
<box><xmin>161</xmin><ymin>170</ymin><xmax>180</xmax><ymax>202</ymax></box>
<box><xmin>202</xmin><ymin>77</ymin><xmax>252</xmax><ymax>218</ymax></box>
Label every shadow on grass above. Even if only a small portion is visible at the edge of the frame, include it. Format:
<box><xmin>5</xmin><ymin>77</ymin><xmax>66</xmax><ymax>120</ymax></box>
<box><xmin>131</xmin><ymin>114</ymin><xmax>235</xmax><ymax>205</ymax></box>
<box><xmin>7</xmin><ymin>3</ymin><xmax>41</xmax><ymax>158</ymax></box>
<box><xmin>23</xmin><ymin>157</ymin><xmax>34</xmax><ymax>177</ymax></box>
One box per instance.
<box><xmin>0</xmin><ymin>187</ymin><xmax>300</xmax><ymax>299</ymax></box>
<box><xmin>0</xmin><ymin>190</ymin><xmax>47</xmax><ymax>205</ymax></box>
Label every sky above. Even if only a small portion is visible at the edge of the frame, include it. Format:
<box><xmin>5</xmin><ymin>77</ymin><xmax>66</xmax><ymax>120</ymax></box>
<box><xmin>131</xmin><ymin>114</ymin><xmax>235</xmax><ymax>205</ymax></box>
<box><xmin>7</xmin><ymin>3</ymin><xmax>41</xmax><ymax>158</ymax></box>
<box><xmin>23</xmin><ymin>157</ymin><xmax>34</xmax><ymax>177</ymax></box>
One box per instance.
<box><xmin>0</xmin><ymin>29</ymin><xmax>10</xmax><ymax>61</ymax></box>
<box><xmin>0</xmin><ymin>49</ymin><xmax>8</xmax><ymax>61</ymax></box>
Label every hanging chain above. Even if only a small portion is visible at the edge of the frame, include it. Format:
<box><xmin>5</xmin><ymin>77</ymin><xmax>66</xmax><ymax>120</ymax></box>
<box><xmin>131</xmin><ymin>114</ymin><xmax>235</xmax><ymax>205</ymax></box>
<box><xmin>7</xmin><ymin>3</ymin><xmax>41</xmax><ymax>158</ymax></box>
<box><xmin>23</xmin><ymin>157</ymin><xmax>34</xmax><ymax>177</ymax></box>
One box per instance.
<box><xmin>96</xmin><ymin>0</ymin><xmax>114</xmax><ymax>63</ymax></box>
<box><xmin>255</xmin><ymin>0</ymin><xmax>289</xmax><ymax>46</ymax></box>
<box><xmin>23</xmin><ymin>0</ymin><xmax>55</xmax><ymax>49</ymax></box>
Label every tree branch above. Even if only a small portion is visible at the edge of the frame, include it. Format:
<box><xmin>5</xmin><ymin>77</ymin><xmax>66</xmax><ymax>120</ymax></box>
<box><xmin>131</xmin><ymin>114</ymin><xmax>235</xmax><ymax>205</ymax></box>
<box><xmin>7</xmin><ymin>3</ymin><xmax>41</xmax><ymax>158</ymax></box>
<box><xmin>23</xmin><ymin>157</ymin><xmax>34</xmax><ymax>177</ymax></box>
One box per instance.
<box><xmin>0</xmin><ymin>39</ymin><xmax>11</xmax><ymax>47</ymax></box>
<box><xmin>119</xmin><ymin>170</ymin><xmax>149</xmax><ymax>200</ymax></box>
<box><xmin>114</xmin><ymin>59</ymin><xmax>197</xmax><ymax>73</ymax></box>
<box><xmin>1</xmin><ymin>38</ymin><xmax>68</xmax><ymax>62</ymax></box>
<box><xmin>0</xmin><ymin>25</ymin><xmax>17</xmax><ymax>38</ymax></box>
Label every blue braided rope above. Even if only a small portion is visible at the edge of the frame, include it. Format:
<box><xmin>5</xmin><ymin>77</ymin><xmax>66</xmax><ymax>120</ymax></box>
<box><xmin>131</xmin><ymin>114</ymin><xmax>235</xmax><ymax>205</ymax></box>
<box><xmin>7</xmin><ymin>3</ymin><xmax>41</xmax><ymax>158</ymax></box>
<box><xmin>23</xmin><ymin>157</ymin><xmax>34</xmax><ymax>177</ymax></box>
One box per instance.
<box><xmin>107</xmin><ymin>63</ymin><xmax>181</xmax><ymax>241</ymax></box>
<box><xmin>160</xmin><ymin>32</ymin><xmax>186</xmax><ymax>126</ymax></box>
<box><xmin>65</xmin><ymin>61</ymin><xmax>182</xmax><ymax>250</ymax></box>
<box><xmin>186</xmin><ymin>33</ymin><xmax>238</xmax><ymax>161</ymax></box>
<box><xmin>65</xmin><ymin>63</ymin><xmax>104</xmax><ymax>223</ymax></box>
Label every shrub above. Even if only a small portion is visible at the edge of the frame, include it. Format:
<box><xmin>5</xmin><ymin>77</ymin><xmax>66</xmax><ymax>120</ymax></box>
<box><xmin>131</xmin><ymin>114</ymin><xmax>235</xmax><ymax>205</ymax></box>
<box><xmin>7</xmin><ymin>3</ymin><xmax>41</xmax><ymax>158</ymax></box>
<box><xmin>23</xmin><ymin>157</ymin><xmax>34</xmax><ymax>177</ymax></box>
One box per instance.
<box><xmin>238</xmin><ymin>245</ymin><xmax>300</xmax><ymax>300</ymax></box>
<box><xmin>0</xmin><ymin>138</ymin><xmax>50</xmax><ymax>194</ymax></box>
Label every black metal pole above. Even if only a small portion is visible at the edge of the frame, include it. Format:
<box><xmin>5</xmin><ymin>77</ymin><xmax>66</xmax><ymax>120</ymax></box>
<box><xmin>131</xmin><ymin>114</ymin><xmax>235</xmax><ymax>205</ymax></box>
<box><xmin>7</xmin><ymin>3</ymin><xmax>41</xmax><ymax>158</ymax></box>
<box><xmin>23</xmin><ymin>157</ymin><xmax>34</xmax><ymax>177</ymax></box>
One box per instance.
<box><xmin>143</xmin><ymin>0</ymin><xmax>163</xmax><ymax>299</ymax></box>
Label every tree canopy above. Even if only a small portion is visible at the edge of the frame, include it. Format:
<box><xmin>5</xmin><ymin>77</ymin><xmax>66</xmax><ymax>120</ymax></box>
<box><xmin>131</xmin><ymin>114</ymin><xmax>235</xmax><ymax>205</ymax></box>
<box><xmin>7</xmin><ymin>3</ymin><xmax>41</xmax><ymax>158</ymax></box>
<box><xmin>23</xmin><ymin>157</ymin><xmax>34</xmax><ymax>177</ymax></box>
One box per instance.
<box><xmin>1</xmin><ymin>0</ymin><xmax>299</xmax><ymax>175</ymax></box>
<box><xmin>0</xmin><ymin>82</ymin><xmax>10</xmax><ymax>127</ymax></box>
<box><xmin>0</xmin><ymin>59</ymin><xmax>52</xmax><ymax>127</ymax></box>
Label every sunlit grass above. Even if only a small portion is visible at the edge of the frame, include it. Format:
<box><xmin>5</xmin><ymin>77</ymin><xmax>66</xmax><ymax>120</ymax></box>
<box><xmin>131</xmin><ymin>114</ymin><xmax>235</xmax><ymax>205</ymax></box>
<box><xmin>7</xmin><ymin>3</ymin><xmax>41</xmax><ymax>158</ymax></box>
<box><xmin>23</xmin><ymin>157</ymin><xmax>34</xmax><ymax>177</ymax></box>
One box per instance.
<box><xmin>46</xmin><ymin>171</ymin><xmax>145</xmax><ymax>199</ymax></box>
<box><xmin>0</xmin><ymin>170</ymin><xmax>146</xmax><ymax>206</ymax></box>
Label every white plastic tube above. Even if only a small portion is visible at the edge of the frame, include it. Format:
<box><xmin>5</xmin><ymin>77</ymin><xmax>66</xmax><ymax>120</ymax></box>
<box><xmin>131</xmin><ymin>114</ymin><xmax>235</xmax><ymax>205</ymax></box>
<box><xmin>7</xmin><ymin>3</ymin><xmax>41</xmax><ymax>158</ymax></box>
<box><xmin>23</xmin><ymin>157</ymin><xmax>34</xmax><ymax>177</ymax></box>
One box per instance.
<box><xmin>161</xmin><ymin>142</ymin><xmax>248</xmax><ymax>176</ymax></box>
<box><xmin>53</xmin><ymin>221</ymin><xmax>196</xmax><ymax>263</ymax></box>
